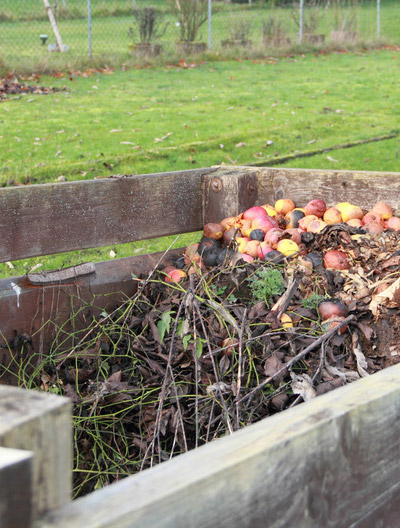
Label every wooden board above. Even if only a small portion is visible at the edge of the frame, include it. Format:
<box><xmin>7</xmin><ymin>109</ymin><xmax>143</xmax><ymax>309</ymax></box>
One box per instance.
<box><xmin>3</xmin><ymin>166</ymin><xmax>400</xmax><ymax>263</ymax></box>
<box><xmin>0</xmin><ymin>168</ymin><xmax>215</xmax><ymax>263</ymax></box>
<box><xmin>0</xmin><ymin>447</ymin><xmax>33</xmax><ymax>528</ymax></box>
<box><xmin>0</xmin><ymin>250</ymin><xmax>182</xmax><ymax>382</ymax></box>
<box><xmin>0</xmin><ymin>386</ymin><xmax>71</xmax><ymax>519</ymax></box>
<box><xmin>35</xmin><ymin>363</ymin><xmax>400</xmax><ymax>528</ymax></box>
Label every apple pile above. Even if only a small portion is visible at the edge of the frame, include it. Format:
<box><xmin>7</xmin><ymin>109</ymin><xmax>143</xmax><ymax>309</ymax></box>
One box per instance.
<box><xmin>163</xmin><ymin>198</ymin><xmax>399</xmax><ymax>283</ymax></box>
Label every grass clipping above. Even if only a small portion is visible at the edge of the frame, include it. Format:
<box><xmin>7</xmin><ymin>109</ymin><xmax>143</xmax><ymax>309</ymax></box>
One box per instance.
<box><xmin>6</xmin><ymin>226</ymin><xmax>400</xmax><ymax>498</ymax></box>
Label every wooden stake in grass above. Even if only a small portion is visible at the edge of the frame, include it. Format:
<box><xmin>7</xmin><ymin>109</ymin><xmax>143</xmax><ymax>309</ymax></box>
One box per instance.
<box><xmin>42</xmin><ymin>0</ymin><xmax>67</xmax><ymax>52</ymax></box>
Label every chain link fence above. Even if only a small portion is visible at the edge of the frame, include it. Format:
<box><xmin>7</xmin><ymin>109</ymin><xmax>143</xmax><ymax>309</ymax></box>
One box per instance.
<box><xmin>0</xmin><ymin>1</ymin><xmax>398</xmax><ymax>68</ymax></box>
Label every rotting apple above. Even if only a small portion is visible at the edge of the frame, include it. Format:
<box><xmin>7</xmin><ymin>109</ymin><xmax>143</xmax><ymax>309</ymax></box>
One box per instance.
<box><xmin>305</xmin><ymin>199</ymin><xmax>327</xmax><ymax>218</ymax></box>
<box><xmin>362</xmin><ymin>211</ymin><xmax>383</xmax><ymax>225</ymax></box>
<box><xmin>276</xmin><ymin>239</ymin><xmax>299</xmax><ymax>257</ymax></box>
<box><xmin>386</xmin><ymin>216</ymin><xmax>400</xmax><ymax>231</ymax></box>
<box><xmin>264</xmin><ymin>228</ymin><xmax>284</xmax><ymax>247</ymax></box>
<box><xmin>323</xmin><ymin>249</ymin><xmax>350</xmax><ymax>270</ymax></box>
<box><xmin>285</xmin><ymin>209</ymin><xmax>305</xmax><ymax>229</ymax></box>
<box><xmin>274</xmin><ymin>198</ymin><xmax>295</xmax><ymax>216</ymax></box>
<box><xmin>165</xmin><ymin>268</ymin><xmax>187</xmax><ymax>283</ymax></box>
<box><xmin>346</xmin><ymin>219</ymin><xmax>363</xmax><ymax>228</ymax></box>
<box><xmin>340</xmin><ymin>204</ymin><xmax>364</xmax><ymax>223</ymax></box>
<box><xmin>364</xmin><ymin>221</ymin><xmax>384</xmax><ymax>235</ymax></box>
<box><xmin>242</xmin><ymin>206</ymin><xmax>268</xmax><ymax>221</ymax></box>
<box><xmin>321</xmin><ymin>315</ymin><xmax>347</xmax><ymax>334</ymax></box>
<box><xmin>371</xmin><ymin>201</ymin><xmax>393</xmax><ymax>220</ymax></box>
<box><xmin>318</xmin><ymin>299</ymin><xmax>349</xmax><ymax>321</ymax></box>
<box><xmin>221</xmin><ymin>337</ymin><xmax>239</xmax><ymax>356</ymax></box>
<box><xmin>323</xmin><ymin>207</ymin><xmax>342</xmax><ymax>225</ymax></box>
<box><xmin>203</xmin><ymin>222</ymin><xmax>224</xmax><ymax>240</ymax></box>
<box><xmin>307</xmin><ymin>219</ymin><xmax>327</xmax><ymax>233</ymax></box>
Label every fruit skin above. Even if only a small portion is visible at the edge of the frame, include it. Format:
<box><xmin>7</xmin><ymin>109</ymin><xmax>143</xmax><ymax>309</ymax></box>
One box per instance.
<box><xmin>322</xmin><ymin>315</ymin><xmax>347</xmax><ymax>334</ymax></box>
<box><xmin>386</xmin><ymin>216</ymin><xmax>400</xmax><ymax>231</ymax></box>
<box><xmin>335</xmin><ymin>202</ymin><xmax>352</xmax><ymax>214</ymax></box>
<box><xmin>282</xmin><ymin>228</ymin><xmax>301</xmax><ymax>245</ymax></box>
<box><xmin>323</xmin><ymin>207</ymin><xmax>342</xmax><ymax>224</ymax></box>
<box><xmin>298</xmin><ymin>215</ymin><xmax>318</xmax><ymax>231</ymax></box>
<box><xmin>364</xmin><ymin>221</ymin><xmax>384</xmax><ymax>235</ymax></box>
<box><xmin>243</xmin><ymin>240</ymin><xmax>260</xmax><ymax>258</ymax></box>
<box><xmin>285</xmin><ymin>209</ymin><xmax>305</xmax><ymax>229</ymax></box>
<box><xmin>242</xmin><ymin>206</ymin><xmax>268</xmax><ymax>221</ymax></box>
<box><xmin>307</xmin><ymin>219</ymin><xmax>327</xmax><ymax>233</ymax></box>
<box><xmin>362</xmin><ymin>211</ymin><xmax>382</xmax><ymax>225</ymax></box>
<box><xmin>324</xmin><ymin>249</ymin><xmax>350</xmax><ymax>270</ymax></box>
<box><xmin>263</xmin><ymin>250</ymin><xmax>284</xmax><ymax>264</ymax></box>
<box><xmin>264</xmin><ymin>228</ymin><xmax>284</xmax><ymax>248</ymax></box>
<box><xmin>221</xmin><ymin>337</ymin><xmax>239</xmax><ymax>355</ymax></box>
<box><xmin>305</xmin><ymin>199</ymin><xmax>327</xmax><ymax>218</ymax></box>
<box><xmin>274</xmin><ymin>198</ymin><xmax>295</xmax><ymax>216</ymax></box>
<box><xmin>165</xmin><ymin>268</ymin><xmax>187</xmax><ymax>283</ymax></box>
<box><xmin>340</xmin><ymin>204</ymin><xmax>364</xmax><ymax>223</ymax></box>
<box><xmin>203</xmin><ymin>223</ymin><xmax>223</xmax><ymax>240</ymax></box>
<box><xmin>346</xmin><ymin>219</ymin><xmax>363</xmax><ymax>228</ymax></box>
<box><xmin>280</xmin><ymin>313</ymin><xmax>293</xmax><ymax>329</ymax></box>
<box><xmin>318</xmin><ymin>299</ymin><xmax>349</xmax><ymax>321</ymax></box>
<box><xmin>371</xmin><ymin>201</ymin><xmax>393</xmax><ymax>220</ymax></box>
<box><xmin>276</xmin><ymin>239</ymin><xmax>299</xmax><ymax>257</ymax></box>
<box><xmin>251</xmin><ymin>215</ymin><xmax>279</xmax><ymax>233</ymax></box>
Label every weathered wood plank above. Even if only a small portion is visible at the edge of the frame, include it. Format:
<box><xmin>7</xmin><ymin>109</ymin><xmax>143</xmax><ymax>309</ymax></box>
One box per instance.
<box><xmin>0</xmin><ymin>386</ymin><xmax>72</xmax><ymax>519</ymax></box>
<box><xmin>0</xmin><ymin>250</ymin><xmax>182</xmax><ymax>381</ymax></box>
<box><xmin>254</xmin><ymin>167</ymin><xmax>400</xmax><ymax>211</ymax></box>
<box><xmin>0</xmin><ymin>168</ymin><xmax>215</xmax><ymax>263</ymax></box>
<box><xmin>0</xmin><ymin>447</ymin><xmax>33</xmax><ymax>528</ymax></box>
<box><xmin>35</xmin><ymin>363</ymin><xmax>400</xmax><ymax>528</ymax></box>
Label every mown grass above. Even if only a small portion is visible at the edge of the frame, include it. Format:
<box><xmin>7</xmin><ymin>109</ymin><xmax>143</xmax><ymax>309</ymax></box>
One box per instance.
<box><xmin>1</xmin><ymin>47</ymin><xmax>400</xmax><ymax>278</ymax></box>
<box><xmin>0</xmin><ymin>0</ymin><xmax>399</xmax><ymax>72</ymax></box>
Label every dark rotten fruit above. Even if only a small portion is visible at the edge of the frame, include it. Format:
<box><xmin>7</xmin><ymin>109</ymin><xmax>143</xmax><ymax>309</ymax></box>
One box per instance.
<box><xmin>249</xmin><ymin>229</ymin><xmax>265</xmax><ymax>242</ymax></box>
<box><xmin>263</xmin><ymin>250</ymin><xmax>284</xmax><ymax>264</ymax></box>
<box><xmin>285</xmin><ymin>209</ymin><xmax>305</xmax><ymax>229</ymax></box>
<box><xmin>318</xmin><ymin>299</ymin><xmax>349</xmax><ymax>321</ymax></box>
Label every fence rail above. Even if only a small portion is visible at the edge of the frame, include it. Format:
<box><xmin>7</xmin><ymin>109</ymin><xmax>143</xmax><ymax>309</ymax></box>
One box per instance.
<box><xmin>0</xmin><ymin>1</ymin><xmax>398</xmax><ymax>69</ymax></box>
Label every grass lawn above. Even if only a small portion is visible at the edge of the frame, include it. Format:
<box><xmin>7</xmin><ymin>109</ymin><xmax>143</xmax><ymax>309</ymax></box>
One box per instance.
<box><xmin>1</xmin><ymin>47</ymin><xmax>400</xmax><ymax>277</ymax></box>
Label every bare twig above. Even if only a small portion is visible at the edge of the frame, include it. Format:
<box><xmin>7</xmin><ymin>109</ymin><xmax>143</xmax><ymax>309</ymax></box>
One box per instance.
<box><xmin>237</xmin><ymin>315</ymin><xmax>355</xmax><ymax>405</ymax></box>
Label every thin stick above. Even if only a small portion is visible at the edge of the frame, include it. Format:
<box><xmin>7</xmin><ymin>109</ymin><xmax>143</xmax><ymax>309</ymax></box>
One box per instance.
<box><xmin>237</xmin><ymin>315</ymin><xmax>355</xmax><ymax>405</ymax></box>
<box><xmin>235</xmin><ymin>307</ymin><xmax>247</xmax><ymax>430</ymax></box>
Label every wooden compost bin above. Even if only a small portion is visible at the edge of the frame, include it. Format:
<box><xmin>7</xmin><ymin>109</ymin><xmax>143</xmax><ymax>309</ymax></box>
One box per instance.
<box><xmin>1</xmin><ymin>166</ymin><xmax>400</xmax><ymax>528</ymax></box>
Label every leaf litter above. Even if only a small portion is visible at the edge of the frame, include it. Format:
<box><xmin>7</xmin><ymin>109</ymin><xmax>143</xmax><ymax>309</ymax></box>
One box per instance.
<box><xmin>4</xmin><ymin>220</ymin><xmax>400</xmax><ymax>498</ymax></box>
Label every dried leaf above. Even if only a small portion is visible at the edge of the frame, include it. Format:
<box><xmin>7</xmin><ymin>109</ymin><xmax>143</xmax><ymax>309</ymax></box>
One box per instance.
<box><xmin>369</xmin><ymin>277</ymin><xmax>400</xmax><ymax>316</ymax></box>
<box><xmin>290</xmin><ymin>372</ymin><xmax>316</xmax><ymax>401</ymax></box>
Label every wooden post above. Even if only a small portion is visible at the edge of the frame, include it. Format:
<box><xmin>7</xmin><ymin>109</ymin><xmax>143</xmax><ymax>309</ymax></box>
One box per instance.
<box><xmin>0</xmin><ymin>386</ymin><xmax>72</xmax><ymax>520</ymax></box>
<box><xmin>0</xmin><ymin>447</ymin><xmax>33</xmax><ymax>528</ymax></box>
<box><xmin>42</xmin><ymin>0</ymin><xmax>67</xmax><ymax>52</ymax></box>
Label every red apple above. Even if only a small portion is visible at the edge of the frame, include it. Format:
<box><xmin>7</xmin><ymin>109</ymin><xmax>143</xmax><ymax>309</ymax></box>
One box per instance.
<box><xmin>362</xmin><ymin>211</ymin><xmax>383</xmax><ymax>225</ymax></box>
<box><xmin>371</xmin><ymin>201</ymin><xmax>393</xmax><ymax>220</ymax></box>
<box><xmin>305</xmin><ymin>199</ymin><xmax>327</xmax><ymax>218</ymax></box>
<box><xmin>386</xmin><ymin>216</ymin><xmax>400</xmax><ymax>231</ymax></box>
<box><xmin>264</xmin><ymin>228</ymin><xmax>283</xmax><ymax>248</ymax></box>
<box><xmin>242</xmin><ymin>206</ymin><xmax>268</xmax><ymax>221</ymax></box>
<box><xmin>324</xmin><ymin>249</ymin><xmax>350</xmax><ymax>270</ymax></box>
<box><xmin>203</xmin><ymin>223</ymin><xmax>223</xmax><ymax>240</ymax></box>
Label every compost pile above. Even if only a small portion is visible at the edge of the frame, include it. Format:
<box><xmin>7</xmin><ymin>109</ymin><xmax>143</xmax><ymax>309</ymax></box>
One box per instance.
<box><xmin>37</xmin><ymin>198</ymin><xmax>400</xmax><ymax>497</ymax></box>
<box><xmin>0</xmin><ymin>76</ymin><xmax>63</xmax><ymax>100</ymax></box>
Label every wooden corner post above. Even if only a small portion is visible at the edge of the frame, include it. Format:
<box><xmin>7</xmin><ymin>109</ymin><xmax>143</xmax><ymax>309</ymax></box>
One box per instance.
<box><xmin>0</xmin><ymin>386</ymin><xmax>72</xmax><ymax>522</ymax></box>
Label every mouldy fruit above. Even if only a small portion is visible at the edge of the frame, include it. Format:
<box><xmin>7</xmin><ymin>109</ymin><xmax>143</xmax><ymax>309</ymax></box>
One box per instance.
<box><xmin>220</xmin><ymin>216</ymin><xmax>238</xmax><ymax>231</ymax></box>
<box><xmin>307</xmin><ymin>219</ymin><xmax>327</xmax><ymax>234</ymax></box>
<box><xmin>264</xmin><ymin>227</ymin><xmax>283</xmax><ymax>247</ymax></box>
<box><xmin>362</xmin><ymin>211</ymin><xmax>382</xmax><ymax>225</ymax></box>
<box><xmin>298</xmin><ymin>215</ymin><xmax>318</xmax><ymax>231</ymax></box>
<box><xmin>249</xmin><ymin>229</ymin><xmax>265</xmax><ymax>242</ymax></box>
<box><xmin>274</xmin><ymin>198</ymin><xmax>295</xmax><ymax>216</ymax></box>
<box><xmin>282</xmin><ymin>228</ymin><xmax>301</xmax><ymax>245</ymax></box>
<box><xmin>285</xmin><ymin>209</ymin><xmax>305</xmax><ymax>229</ymax></box>
<box><xmin>323</xmin><ymin>249</ymin><xmax>350</xmax><ymax>270</ymax></box>
<box><xmin>276</xmin><ymin>239</ymin><xmax>299</xmax><ymax>257</ymax></box>
<box><xmin>202</xmin><ymin>246</ymin><xmax>221</xmax><ymax>267</ymax></box>
<box><xmin>203</xmin><ymin>223</ymin><xmax>223</xmax><ymax>240</ymax></box>
<box><xmin>263</xmin><ymin>250</ymin><xmax>284</xmax><ymax>264</ymax></box>
<box><xmin>364</xmin><ymin>221</ymin><xmax>384</xmax><ymax>235</ymax></box>
<box><xmin>165</xmin><ymin>269</ymin><xmax>187</xmax><ymax>283</ymax></box>
<box><xmin>305</xmin><ymin>199</ymin><xmax>327</xmax><ymax>218</ymax></box>
<box><xmin>304</xmin><ymin>251</ymin><xmax>323</xmax><ymax>269</ymax></box>
<box><xmin>323</xmin><ymin>207</ymin><xmax>342</xmax><ymax>225</ymax></box>
<box><xmin>318</xmin><ymin>299</ymin><xmax>349</xmax><ymax>321</ymax></box>
<box><xmin>371</xmin><ymin>201</ymin><xmax>392</xmax><ymax>220</ymax></box>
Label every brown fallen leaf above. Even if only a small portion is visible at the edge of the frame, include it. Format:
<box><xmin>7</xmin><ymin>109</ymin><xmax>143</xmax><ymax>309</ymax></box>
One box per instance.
<box><xmin>369</xmin><ymin>277</ymin><xmax>400</xmax><ymax>317</ymax></box>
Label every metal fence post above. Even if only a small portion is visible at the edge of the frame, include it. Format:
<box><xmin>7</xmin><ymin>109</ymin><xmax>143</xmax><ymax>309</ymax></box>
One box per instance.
<box><xmin>208</xmin><ymin>0</ymin><xmax>212</xmax><ymax>49</ymax></box>
<box><xmin>299</xmin><ymin>0</ymin><xmax>303</xmax><ymax>43</ymax></box>
<box><xmin>88</xmin><ymin>0</ymin><xmax>92</xmax><ymax>58</ymax></box>
<box><xmin>377</xmin><ymin>0</ymin><xmax>381</xmax><ymax>39</ymax></box>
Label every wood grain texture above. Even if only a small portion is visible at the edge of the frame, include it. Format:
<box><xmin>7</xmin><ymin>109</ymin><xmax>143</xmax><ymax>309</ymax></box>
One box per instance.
<box><xmin>35</xmin><ymin>363</ymin><xmax>400</xmax><ymax>528</ymax></box>
<box><xmin>0</xmin><ymin>168</ymin><xmax>215</xmax><ymax>263</ymax></box>
<box><xmin>0</xmin><ymin>447</ymin><xmax>33</xmax><ymax>528</ymax></box>
<box><xmin>253</xmin><ymin>167</ymin><xmax>400</xmax><ymax>211</ymax></box>
<box><xmin>0</xmin><ymin>386</ymin><xmax>72</xmax><ymax>519</ymax></box>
